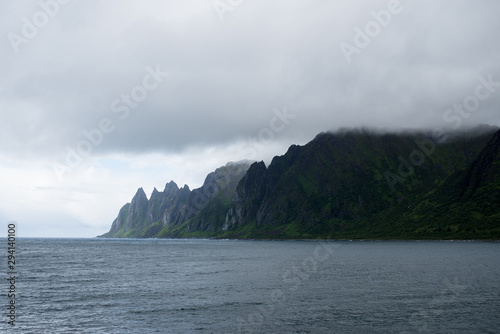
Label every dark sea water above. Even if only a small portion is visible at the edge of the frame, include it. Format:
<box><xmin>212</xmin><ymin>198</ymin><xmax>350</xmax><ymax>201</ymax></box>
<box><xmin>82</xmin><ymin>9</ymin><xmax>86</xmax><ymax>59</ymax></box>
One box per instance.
<box><xmin>3</xmin><ymin>238</ymin><xmax>500</xmax><ymax>333</ymax></box>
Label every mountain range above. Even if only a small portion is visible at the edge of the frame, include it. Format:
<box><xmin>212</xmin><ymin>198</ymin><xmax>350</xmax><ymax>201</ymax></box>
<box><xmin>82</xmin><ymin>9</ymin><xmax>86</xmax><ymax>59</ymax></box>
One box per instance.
<box><xmin>100</xmin><ymin>126</ymin><xmax>499</xmax><ymax>239</ymax></box>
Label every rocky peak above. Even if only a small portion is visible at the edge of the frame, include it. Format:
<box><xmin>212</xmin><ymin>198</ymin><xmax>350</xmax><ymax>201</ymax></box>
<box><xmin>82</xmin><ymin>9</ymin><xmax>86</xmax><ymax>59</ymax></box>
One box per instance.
<box><xmin>100</xmin><ymin>128</ymin><xmax>499</xmax><ymax>239</ymax></box>
<box><xmin>150</xmin><ymin>187</ymin><xmax>161</xmax><ymax>199</ymax></box>
<box><xmin>164</xmin><ymin>181</ymin><xmax>179</xmax><ymax>192</ymax></box>
<box><xmin>132</xmin><ymin>187</ymin><xmax>148</xmax><ymax>204</ymax></box>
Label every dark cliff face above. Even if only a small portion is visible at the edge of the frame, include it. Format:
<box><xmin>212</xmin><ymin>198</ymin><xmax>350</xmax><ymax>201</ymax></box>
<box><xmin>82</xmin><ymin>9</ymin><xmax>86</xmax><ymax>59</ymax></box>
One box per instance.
<box><xmin>145</xmin><ymin>182</ymin><xmax>190</xmax><ymax>230</ymax></box>
<box><xmin>100</xmin><ymin>161</ymin><xmax>252</xmax><ymax>238</ymax></box>
<box><xmin>127</xmin><ymin>188</ymin><xmax>148</xmax><ymax>230</ymax></box>
<box><xmin>100</xmin><ymin>127</ymin><xmax>499</xmax><ymax>240</ymax></box>
<box><xmin>101</xmin><ymin>188</ymin><xmax>149</xmax><ymax>237</ymax></box>
<box><xmin>457</xmin><ymin>129</ymin><xmax>500</xmax><ymax>199</ymax></box>
<box><xmin>181</xmin><ymin>162</ymin><xmax>252</xmax><ymax>234</ymax></box>
<box><xmin>400</xmin><ymin>129</ymin><xmax>500</xmax><ymax>238</ymax></box>
<box><xmin>223</xmin><ymin>127</ymin><xmax>498</xmax><ymax>238</ymax></box>
<box><xmin>103</xmin><ymin>203</ymin><xmax>131</xmax><ymax>238</ymax></box>
<box><xmin>224</xmin><ymin>161</ymin><xmax>267</xmax><ymax>231</ymax></box>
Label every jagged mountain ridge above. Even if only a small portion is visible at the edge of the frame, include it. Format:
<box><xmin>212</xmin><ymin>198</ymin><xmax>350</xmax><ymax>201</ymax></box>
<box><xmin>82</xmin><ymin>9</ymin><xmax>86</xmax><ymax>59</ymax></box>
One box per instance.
<box><xmin>100</xmin><ymin>161</ymin><xmax>252</xmax><ymax>238</ymax></box>
<box><xmin>100</xmin><ymin>126</ymin><xmax>499</xmax><ymax>239</ymax></box>
<box><xmin>222</xmin><ymin>127</ymin><xmax>499</xmax><ymax>238</ymax></box>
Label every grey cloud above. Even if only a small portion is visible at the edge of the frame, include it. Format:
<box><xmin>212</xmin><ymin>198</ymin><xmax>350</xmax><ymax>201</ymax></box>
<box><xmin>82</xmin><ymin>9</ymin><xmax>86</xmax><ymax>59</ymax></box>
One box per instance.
<box><xmin>1</xmin><ymin>0</ymin><xmax>499</xmax><ymax>160</ymax></box>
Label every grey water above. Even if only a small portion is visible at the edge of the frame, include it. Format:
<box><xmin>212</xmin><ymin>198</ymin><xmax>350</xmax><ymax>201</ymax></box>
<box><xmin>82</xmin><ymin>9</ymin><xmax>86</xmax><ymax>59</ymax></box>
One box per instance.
<box><xmin>3</xmin><ymin>238</ymin><xmax>500</xmax><ymax>333</ymax></box>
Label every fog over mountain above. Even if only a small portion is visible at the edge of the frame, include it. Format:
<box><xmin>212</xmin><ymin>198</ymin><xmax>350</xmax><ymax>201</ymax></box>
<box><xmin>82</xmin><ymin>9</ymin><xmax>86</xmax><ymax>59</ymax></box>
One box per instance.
<box><xmin>0</xmin><ymin>0</ymin><xmax>499</xmax><ymax>237</ymax></box>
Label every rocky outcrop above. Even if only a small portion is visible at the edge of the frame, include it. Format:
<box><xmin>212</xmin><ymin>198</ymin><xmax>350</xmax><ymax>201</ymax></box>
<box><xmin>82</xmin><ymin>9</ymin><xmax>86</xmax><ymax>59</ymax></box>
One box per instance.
<box><xmin>399</xmin><ymin>129</ymin><xmax>500</xmax><ymax>238</ymax></box>
<box><xmin>102</xmin><ymin>188</ymin><xmax>148</xmax><ymax>237</ymax></box>
<box><xmin>101</xmin><ymin>127</ymin><xmax>499</xmax><ymax>239</ymax></box>
<box><xmin>223</xmin><ymin>127</ymin><xmax>499</xmax><ymax>238</ymax></box>
<box><xmin>100</xmin><ymin>160</ymin><xmax>252</xmax><ymax>238</ymax></box>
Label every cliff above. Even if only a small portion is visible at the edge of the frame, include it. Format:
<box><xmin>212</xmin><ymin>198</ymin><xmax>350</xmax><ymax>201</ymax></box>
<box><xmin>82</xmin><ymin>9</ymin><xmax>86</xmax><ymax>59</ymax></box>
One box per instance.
<box><xmin>100</xmin><ymin>126</ymin><xmax>499</xmax><ymax>239</ymax></box>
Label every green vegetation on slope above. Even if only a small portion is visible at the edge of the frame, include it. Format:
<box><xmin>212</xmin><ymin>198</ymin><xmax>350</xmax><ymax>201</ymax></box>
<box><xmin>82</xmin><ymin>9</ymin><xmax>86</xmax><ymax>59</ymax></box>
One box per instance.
<box><xmin>101</xmin><ymin>128</ymin><xmax>500</xmax><ymax>240</ymax></box>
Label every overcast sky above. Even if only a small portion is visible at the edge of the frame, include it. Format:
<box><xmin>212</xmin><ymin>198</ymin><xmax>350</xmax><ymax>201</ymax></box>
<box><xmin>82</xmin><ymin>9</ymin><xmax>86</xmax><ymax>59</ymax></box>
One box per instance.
<box><xmin>1</xmin><ymin>0</ymin><xmax>499</xmax><ymax>237</ymax></box>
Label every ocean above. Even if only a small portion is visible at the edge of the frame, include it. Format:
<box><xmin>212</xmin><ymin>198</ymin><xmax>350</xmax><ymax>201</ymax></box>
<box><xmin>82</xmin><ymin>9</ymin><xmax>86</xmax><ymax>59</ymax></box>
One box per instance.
<box><xmin>4</xmin><ymin>238</ymin><xmax>500</xmax><ymax>333</ymax></box>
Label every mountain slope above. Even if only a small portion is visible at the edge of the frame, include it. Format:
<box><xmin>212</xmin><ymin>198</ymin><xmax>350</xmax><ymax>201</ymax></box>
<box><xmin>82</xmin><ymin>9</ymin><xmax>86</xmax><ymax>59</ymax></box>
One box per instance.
<box><xmin>100</xmin><ymin>127</ymin><xmax>499</xmax><ymax>240</ymax></box>
<box><xmin>400</xmin><ymin>129</ymin><xmax>500</xmax><ymax>238</ymax></box>
<box><xmin>100</xmin><ymin>161</ymin><xmax>252</xmax><ymax>238</ymax></box>
<box><xmin>222</xmin><ymin>127</ymin><xmax>498</xmax><ymax>239</ymax></box>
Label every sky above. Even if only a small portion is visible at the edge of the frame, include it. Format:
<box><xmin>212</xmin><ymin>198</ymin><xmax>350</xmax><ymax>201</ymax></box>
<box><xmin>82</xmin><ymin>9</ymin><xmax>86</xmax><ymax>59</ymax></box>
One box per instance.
<box><xmin>0</xmin><ymin>0</ymin><xmax>499</xmax><ymax>237</ymax></box>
